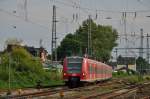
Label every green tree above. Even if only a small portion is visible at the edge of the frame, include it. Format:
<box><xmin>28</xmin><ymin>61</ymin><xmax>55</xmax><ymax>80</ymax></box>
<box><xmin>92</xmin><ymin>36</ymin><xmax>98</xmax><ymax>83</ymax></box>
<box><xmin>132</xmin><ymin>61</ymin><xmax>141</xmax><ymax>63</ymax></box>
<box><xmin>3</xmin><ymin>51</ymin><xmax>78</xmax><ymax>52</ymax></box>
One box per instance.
<box><xmin>57</xmin><ymin>19</ymin><xmax>118</xmax><ymax>61</ymax></box>
<box><xmin>57</xmin><ymin>34</ymin><xmax>81</xmax><ymax>60</ymax></box>
<box><xmin>0</xmin><ymin>47</ymin><xmax>46</xmax><ymax>85</ymax></box>
<box><xmin>136</xmin><ymin>57</ymin><xmax>149</xmax><ymax>74</ymax></box>
<box><xmin>11</xmin><ymin>47</ymin><xmax>44</xmax><ymax>74</ymax></box>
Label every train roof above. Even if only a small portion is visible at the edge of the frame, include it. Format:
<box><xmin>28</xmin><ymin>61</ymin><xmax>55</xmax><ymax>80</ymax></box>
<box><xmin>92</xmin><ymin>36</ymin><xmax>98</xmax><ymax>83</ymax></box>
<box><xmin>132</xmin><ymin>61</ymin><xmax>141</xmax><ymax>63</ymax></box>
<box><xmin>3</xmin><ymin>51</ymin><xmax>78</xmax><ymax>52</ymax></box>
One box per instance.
<box><xmin>65</xmin><ymin>56</ymin><xmax>112</xmax><ymax>67</ymax></box>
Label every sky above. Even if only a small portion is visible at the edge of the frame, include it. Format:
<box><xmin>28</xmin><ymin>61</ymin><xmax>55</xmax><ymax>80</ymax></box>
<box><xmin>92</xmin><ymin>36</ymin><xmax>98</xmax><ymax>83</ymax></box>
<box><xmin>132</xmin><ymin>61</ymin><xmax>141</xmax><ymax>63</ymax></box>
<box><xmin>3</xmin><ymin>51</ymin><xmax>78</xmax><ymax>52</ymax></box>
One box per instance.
<box><xmin>0</xmin><ymin>0</ymin><xmax>150</xmax><ymax>60</ymax></box>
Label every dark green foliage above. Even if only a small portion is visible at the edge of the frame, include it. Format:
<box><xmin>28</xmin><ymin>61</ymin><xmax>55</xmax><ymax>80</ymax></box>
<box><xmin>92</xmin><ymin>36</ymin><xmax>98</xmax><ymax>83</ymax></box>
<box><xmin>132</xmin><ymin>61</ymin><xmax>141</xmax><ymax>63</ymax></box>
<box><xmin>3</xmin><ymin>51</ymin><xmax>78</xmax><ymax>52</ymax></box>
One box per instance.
<box><xmin>136</xmin><ymin>57</ymin><xmax>150</xmax><ymax>74</ymax></box>
<box><xmin>113</xmin><ymin>72</ymin><xmax>144</xmax><ymax>84</ymax></box>
<box><xmin>117</xmin><ymin>55</ymin><xmax>136</xmax><ymax>65</ymax></box>
<box><xmin>0</xmin><ymin>53</ymin><xmax>9</xmax><ymax>81</ymax></box>
<box><xmin>57</xmin><ymin>19</ymin><xmax>118</xmax><ymax>61</ymax></box>
<box><xmin>113</xmin><ymin>71</ymin><xmax>129</xmax><ymax>77</ymax></box>
<box><xmin>10</xmin><ymin>47</ymin><xmax>44</xmax><ymax>74</ymax></box>
<box><xmin>57</xmin><ymin>34</ymin><xmax>82</xmax><ymax>60</ymax></box>
<box><xmin>0</xmin><ymin>47</ymin><xmax>63</xmax><ymax>89</ymax></box>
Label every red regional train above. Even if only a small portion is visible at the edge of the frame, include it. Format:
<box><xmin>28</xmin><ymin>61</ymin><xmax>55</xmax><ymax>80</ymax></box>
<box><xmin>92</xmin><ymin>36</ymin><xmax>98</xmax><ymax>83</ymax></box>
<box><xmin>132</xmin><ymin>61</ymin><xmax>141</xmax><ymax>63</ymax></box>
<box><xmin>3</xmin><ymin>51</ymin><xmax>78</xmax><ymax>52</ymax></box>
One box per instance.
<box><xmin>63</xmin><ymin>56</ymin><xmax>112</xmax><ymax>88</ymax></box>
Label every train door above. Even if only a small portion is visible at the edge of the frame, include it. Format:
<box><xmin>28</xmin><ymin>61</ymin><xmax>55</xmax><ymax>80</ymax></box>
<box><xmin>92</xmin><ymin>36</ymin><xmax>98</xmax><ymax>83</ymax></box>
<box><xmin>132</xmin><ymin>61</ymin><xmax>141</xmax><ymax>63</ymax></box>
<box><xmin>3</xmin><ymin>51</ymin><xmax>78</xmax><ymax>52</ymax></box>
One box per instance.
<box><xmin>102</xmin><ymin>65</ymin><xmax>104</xmax><ymax>80</ymax></box>
<box><xmin>92</xmin><ymin>63</ymin><xmax>94</xmax><ymax>80</ymax></box>
<box><xmin>104</xmin><ymin>66</ymin><xmax>106</xmax><ymax>80</ymax></box>
<box><xmin>95</xmin><ymin>64</ymin><xmax>97</xmax><ymax>79</ymax></box>
<box><xmin>88</xmin><ymin>63</ymin><xmax>93</xmax><ymax>81</ymax></box>
<box><xmin>101</xmin><ymin>64</ymin><xmax>103</xmax><ymax>80</ymax></box>
<box><xmin>103</xmin><ymin>65</ymin><xmax>106</xmax><ymax>80</ymax></box>
<box><xmin>90</xmin><ymin>64</ymin><xmax>92</xmax><ymax>80</ymax></box>
<box><xmin>94</xmin><ymin>63</ymin><xmax>96</xmax><ymax>80</ymax></box>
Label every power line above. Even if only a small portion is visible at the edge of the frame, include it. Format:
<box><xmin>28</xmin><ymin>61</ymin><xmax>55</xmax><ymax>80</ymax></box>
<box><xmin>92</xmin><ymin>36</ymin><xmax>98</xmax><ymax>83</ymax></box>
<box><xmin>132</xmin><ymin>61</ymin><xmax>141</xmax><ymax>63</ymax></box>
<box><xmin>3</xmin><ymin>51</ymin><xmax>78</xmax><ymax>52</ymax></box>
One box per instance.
<box><xmin>17</xmin><ymin>0</ymin><xmax>28</xmax><ymax>21</ymax></box>
<box><xmin>53</xmin><ymin>0</ymin><xmax>150</xmax><ymax>13</ymax></box>
<box><xmin>137</xmin><ymin>0</ymin><xmax>150</xmax><ymax>10</ymax></box>
<box><xmin>0</xmin><ymin>8</ymin><xmax>50</xmax><ymax>30</ymax></box>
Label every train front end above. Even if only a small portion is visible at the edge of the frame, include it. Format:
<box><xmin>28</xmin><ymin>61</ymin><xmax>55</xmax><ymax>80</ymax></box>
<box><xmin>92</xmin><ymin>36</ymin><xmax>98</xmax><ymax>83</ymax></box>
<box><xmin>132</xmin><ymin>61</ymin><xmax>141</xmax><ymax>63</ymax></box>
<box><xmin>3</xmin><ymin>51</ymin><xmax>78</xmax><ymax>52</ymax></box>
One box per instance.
<box><xmin>63</xmin><ymin>56</ymin><xmax>83</xmax><ymax>88</ymax></box>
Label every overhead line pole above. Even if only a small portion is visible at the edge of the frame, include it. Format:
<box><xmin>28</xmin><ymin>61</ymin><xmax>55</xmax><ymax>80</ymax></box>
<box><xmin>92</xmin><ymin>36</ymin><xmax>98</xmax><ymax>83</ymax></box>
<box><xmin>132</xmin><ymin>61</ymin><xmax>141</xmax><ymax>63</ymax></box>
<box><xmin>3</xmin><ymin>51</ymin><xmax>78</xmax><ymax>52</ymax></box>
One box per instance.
<box><xmin>88</xmin><ymin>15</ymin><xmax>92</xmax><ymax>56</ymax></box>
<box><xmin>139</xmin><ymin>28</ymin><xmax>144</xmax><ymax>58</ymax></box>
<box><xmin>146</xmin><ymin>33</ymin><xmax>150</xmax><ymax>63</ymax></box>
<box><xmin>51</xmin><ymin>5</ymin><xmax>57</xmax><ymax>64</ymax></box>
<box><xmin>123</xmin><ymin>12</ymin><xmax>128</xmax><ymax>56</ymax></box>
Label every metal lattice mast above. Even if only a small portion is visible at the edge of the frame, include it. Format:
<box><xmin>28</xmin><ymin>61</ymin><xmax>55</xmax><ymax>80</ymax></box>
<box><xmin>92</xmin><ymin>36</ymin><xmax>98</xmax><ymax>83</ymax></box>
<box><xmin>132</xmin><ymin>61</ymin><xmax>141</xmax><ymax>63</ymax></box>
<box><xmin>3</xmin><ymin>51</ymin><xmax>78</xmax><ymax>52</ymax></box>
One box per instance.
<box><xmin>51</xmin><ymin>5</ymin><xmax>57</xmax><ymax>63</ymax></box>
<box><xmin>139</xmin><ymin>28</ymin><xmax>144</xmax><ymax>58</ymax></box>
<box><xmin>123</xmin><ymin>12</ymin><xmax>127</xmax><ymax>56</ymax></box>
<box><xmin>88</xmin><ymin>15</ymin><xmax>92</xmax><ymax>56</ymax></box>
<box><xmin>146</xmin><ymin>33</ymin><xmax>149</xmax><ymax>63</ymax></box>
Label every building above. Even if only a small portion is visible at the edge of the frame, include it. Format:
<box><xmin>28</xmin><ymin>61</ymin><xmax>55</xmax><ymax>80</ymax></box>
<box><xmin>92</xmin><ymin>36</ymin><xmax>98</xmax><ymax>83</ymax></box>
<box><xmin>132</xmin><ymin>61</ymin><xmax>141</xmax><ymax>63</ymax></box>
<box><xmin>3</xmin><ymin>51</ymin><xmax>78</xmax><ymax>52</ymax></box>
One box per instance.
<box><xmin>117</xmin><ymin>56</ymin><xmax>136</xmax><ymax>71</ymax></box>
<box><xmin>6</xmin><ymin>44</ymin><xmax>48</xmax><ymax>63</ymax></box>
<box><xmin>108</xmin><ymin>61</ymin><xmax>117</xmax><ymax>70</ymax></box>
<box><xmin>24</xmin><ymin>46</ymin><xmax>47</xmax><ymax>62</ymax></box>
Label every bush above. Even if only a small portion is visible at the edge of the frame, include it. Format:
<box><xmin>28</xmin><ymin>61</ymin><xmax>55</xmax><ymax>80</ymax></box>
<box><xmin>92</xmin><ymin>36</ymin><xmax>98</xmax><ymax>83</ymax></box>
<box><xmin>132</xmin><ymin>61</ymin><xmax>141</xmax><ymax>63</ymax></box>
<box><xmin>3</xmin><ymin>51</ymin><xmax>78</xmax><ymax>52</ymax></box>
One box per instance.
<box><xmin>0</xmin><ymin>69</ymin><xmax>9</xmax><ymax>81</ymax></box>
<box><xmin>112</xmin><ymin>71</ymin><xmax>129</xmax><ymax>77</ymax></box>
<box><xmin>0</xmin><ymin>47</ymin><xmax>52</xmax><ymax>89</ymax></box>
<box><xmin>127</xmin><ymin>75</ymin><xmax>141</xmax><ymax>84</ymax></box>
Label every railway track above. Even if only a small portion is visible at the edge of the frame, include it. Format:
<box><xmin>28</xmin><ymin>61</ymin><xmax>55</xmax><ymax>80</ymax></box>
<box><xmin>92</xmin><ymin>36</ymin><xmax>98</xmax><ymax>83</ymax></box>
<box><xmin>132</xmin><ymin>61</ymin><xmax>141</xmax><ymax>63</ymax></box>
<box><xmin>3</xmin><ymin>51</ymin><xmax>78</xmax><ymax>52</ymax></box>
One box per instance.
<box><xmin>1</xmin><ymin>86</ymin><xmax>68</xmax><ymax>99</ymax></box>
<box><xmin>0</xmin><ymin>79</ymin><xmax>124</xmax><ymax>99</ymax></box>
<box><xmin>81</xmin><ymin>82</ymin><xmax>150</xmax><ymax>99</ymax></box>
<box><xmin>2</xmin><ymin>79</ymin><xmax>149</xmax><ymax>99</ymax></box>
<box><xmin>82</xmin><ymin>85</ymin><xmax>138</xmax><ymax>99</ymax></box>
<box><xmin>0</xmin><ymin>79</ymin><xmax>116</xmax><ymax>99</ymax></box>
<box><xmin>142</xmin><ymin>96</ymin><xmax>150</xmax><ymax>99</ymax></box>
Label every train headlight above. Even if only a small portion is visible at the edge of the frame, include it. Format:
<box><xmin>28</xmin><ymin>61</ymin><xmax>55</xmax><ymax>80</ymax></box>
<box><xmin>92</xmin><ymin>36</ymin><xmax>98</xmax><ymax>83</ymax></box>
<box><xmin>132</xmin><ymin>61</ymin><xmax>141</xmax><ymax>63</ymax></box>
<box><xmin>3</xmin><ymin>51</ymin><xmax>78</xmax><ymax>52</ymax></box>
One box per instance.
<box><xmin>82</xmin><ymin>72</ymin><xmax>86</xmax><ymax>77</ymax></box>
<box><xmin>63</xmin><ymin>72</ymin><xmax>67</xmax><ymax>76</ymax></box>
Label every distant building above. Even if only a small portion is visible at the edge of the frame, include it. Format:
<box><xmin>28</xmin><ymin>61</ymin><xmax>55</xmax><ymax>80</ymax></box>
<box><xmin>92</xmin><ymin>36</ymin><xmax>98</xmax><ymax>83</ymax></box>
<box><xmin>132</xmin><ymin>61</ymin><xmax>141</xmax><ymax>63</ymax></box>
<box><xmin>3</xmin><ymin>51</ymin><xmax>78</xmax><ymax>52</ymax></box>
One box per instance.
<box><xmin>42</xmin><ymin>60</ymin><xmax>63</xmax><ymax>73</ymax></box>
<box><xmin>117</xmin><ymin>56</ymin><xmax>136</xmax><ymax>71</ymax></box>
<box><xmin>51</xmin><ymin>61</ymin><xmax>63</xmax><ymax>73</ymax></box>
<box><xmin>24</xmin><ymin>46</ymin><xmax>47</xmax><ymax>62</ymax></box>
<box><xmin>6</xmin><ymin>44</ymin><xmax>48</xmax><ymax>63</ymax></box>
<box><xmin>6</xmin><ymin>44</ymin><xmax>21</xmax><ymax>52</ymax></box>
<box><xmin>108</xmin><ymin>62</ymin><xmax>117</xmax><ymax>70</ymax></box>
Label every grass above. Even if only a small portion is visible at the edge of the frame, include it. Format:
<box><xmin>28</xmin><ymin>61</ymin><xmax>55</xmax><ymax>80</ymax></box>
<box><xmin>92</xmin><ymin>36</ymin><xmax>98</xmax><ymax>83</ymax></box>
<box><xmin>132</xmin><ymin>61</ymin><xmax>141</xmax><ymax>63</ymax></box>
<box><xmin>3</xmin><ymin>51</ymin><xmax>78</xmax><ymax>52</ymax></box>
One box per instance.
<box><xmin>112</xmin><ymin>71</ymin><xmax>150</xmax><ymax>85</ymax></box>
<box><xmin>0</xmin><ymin>70</ymin><xmax>64</xmax><ymax>90</ymax></box>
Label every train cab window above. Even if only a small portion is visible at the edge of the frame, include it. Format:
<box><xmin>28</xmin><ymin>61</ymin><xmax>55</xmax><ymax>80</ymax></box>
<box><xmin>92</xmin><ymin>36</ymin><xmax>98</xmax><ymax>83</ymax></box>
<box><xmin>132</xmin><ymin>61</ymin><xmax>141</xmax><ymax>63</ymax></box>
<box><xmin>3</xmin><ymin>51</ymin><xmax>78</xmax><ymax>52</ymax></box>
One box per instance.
<box><xmin>67</xmin><ymin>57</ymin><xmax>83</xmax><ymax>73</ymax></box>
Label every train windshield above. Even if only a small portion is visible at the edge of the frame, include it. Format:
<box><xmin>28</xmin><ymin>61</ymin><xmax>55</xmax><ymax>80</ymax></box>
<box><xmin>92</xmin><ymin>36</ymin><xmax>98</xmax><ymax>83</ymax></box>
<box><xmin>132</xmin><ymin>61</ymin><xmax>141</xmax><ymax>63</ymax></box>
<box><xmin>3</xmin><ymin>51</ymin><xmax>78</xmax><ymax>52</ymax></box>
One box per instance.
<box><xmin>67</xmin><ymin>57</ymin><xmax>83</xmax><ymax>73</ymax></box>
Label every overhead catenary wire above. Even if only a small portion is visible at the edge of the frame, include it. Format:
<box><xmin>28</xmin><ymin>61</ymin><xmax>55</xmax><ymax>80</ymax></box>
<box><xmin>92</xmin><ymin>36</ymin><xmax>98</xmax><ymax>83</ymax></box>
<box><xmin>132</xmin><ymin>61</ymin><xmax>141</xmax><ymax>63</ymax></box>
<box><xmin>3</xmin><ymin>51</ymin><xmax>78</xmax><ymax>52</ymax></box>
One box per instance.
<box><xmin>52</xmin><ymin>0</ymin><xmax>150</xmax><ymax>58</ymax></box>
<box><xmin>52</xmin><ymin>0</ymin><xmax>150</xmax><ymax>13</ymax></box>
<box><xmin>0</xmin><ymin>8</ymin><xmax>50</xmax><ymax>30</ymax></box>
<box><xmin>1</xmin><ymin>0</ymin><xmax>150</xmax><ymax>58</ymax></box>
<box><xmin>0</xmin><ymin>6</ymin><xmax>69</xmax><ymax>37</ymax></box>
<box><xmin>1</xmin><ymin>0</ymin><xmax>149</xmax><ymax>30</ymax></box>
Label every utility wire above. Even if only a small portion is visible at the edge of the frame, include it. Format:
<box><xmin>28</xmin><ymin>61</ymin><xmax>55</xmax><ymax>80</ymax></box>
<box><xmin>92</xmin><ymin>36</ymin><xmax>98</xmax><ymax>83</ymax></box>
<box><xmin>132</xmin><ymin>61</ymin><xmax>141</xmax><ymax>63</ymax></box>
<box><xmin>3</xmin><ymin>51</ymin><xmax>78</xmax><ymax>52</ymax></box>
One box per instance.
<box><xmin>0</xmin><ymin>8</ymin><xmax>50</xmax><ymax>30</ymax></box>
<box><xmin>53</xmin><ymin>0</ymin><xmax>150</xmax><ymax>13</ymax></box>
